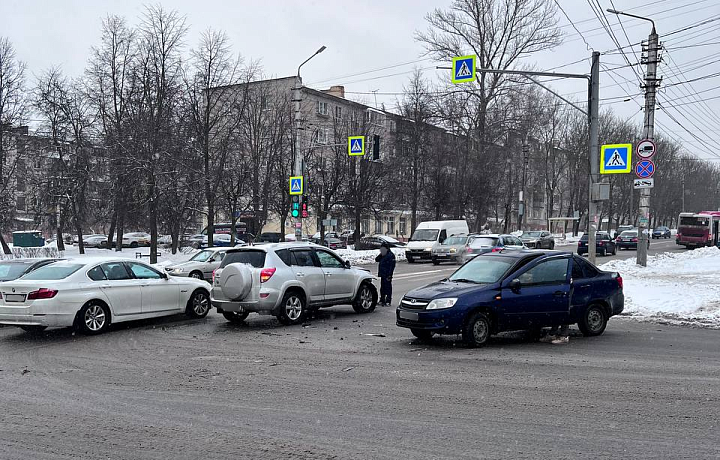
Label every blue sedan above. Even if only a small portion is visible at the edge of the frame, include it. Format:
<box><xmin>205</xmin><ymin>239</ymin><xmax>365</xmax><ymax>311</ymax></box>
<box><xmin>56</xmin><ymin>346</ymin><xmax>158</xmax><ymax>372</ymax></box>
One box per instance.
<box><xmin>396</xmin><ymin>250</ymin><xmax>624</xmax><ymax>346</ymax></box>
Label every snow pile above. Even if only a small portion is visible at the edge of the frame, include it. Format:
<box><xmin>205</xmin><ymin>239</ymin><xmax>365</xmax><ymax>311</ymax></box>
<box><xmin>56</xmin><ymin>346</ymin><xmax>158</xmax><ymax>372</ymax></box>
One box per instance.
<box><xmin>335</xmin><ymin>247</ymin><xmax>406</xmax><ymax>266</ymax></box>
<box><xmin>599</xmin><ymin>247</ymin><xmax>720</xmax><ymax>328</ymax></box>
<box><xmin>554</xmin><ymin>232</ymin><xmax>584</xmax><ymax>247</ymax></box>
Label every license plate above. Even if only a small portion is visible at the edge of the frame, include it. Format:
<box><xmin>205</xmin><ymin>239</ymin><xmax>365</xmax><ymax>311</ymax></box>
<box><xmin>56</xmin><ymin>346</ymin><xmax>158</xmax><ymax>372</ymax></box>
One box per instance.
<box><xmin>4</xmin><ymin>294</ymin><xmax>26</xmax><ymax>302</ymax></box>
<box><xmin>399</xmin><ymin>311</ymin><xmax>418</xmax><ymax>321</ymax></box>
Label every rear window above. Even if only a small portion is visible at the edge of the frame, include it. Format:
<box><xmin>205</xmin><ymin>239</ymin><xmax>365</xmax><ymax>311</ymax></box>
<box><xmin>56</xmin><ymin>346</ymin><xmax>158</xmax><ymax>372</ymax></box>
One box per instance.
<box><xmin>470</xmin><ymin>237</ymin><xmax>499</xmax><ymax>247</ymax></box>
<box><xmin>220</xmin><ymin>250</ymin><xmax>266</xmax><ymax>268</ymax></box>
<box><xmin>0</xmin><ymin>262</ymin><xmax>32</xmax><ymax>281</ymax></box>
<box><xmin>21</xmin><ymin>264</ymin><xmax>83</xmax><ymax>280</ymax></box>
<box><xmin>620</xmin><ymin>231</ymin><xmax>637</xmax><ymax>237</ymax></box>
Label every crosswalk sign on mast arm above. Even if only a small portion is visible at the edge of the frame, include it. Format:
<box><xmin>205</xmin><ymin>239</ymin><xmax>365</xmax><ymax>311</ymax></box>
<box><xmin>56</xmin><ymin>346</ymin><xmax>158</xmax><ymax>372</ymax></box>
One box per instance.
<box><xmin>451</xmin><ymin>55</ymin><xmax>476</xmax><ymax>84</ymax></box>
<box><xmin>600</xmin><ymin>143</ymin><xmax>632</xmax><ymax>174</ymax></box>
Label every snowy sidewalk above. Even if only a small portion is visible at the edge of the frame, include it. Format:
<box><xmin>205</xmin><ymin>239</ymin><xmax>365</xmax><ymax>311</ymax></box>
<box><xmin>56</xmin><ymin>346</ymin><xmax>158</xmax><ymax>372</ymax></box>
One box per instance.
<box><xmin>600</xmin><ymin>247</ymin><xmax>720</xmax><ymax>328</ymax></box>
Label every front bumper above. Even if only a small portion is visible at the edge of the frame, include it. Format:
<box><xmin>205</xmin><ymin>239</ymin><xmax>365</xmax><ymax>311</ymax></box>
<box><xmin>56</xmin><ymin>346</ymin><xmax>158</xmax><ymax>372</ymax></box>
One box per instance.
<box><xmin>406</xmin><ymin>249</ymin><xmax>432</xmax><ymax>260</ymax></box>
<box><xmin>395</xmin><ymin>306</ymin><xmax>466</xmax><ymax>333</ymax></box>
<box><xmin>431</xmin><ymin>252</ymin><xmax>458</xmax><ymax>261</ymax></box>
<box><xmin>617</xmin><ymin>242</ymin><xmax>638</xmax><ymax>249</ymax></box>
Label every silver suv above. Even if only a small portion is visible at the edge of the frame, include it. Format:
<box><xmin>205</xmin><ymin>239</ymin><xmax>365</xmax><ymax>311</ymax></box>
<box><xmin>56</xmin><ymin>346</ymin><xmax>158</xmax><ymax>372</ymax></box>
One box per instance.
<box><xmin>211</xmin><ymin>242</ymin><xmax>378</xmax><ymax>325</ymax></box>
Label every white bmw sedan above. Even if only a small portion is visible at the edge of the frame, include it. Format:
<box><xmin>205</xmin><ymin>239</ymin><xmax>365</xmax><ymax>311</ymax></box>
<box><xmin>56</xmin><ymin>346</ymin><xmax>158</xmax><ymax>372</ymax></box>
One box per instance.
<box><xmin>0</xmin><ymin>258</ymin><xmax>211</xmax><ymax>335</ymax></box>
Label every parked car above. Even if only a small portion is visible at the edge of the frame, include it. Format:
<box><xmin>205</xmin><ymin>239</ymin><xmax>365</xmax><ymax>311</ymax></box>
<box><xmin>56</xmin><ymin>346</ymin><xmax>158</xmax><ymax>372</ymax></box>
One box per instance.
<box><xmin>323</xmin><ymin>237</ymin><xmax>347</xmax><ymax>250</ymax></box>
<box><xmin>164</xmin><ymin>247</ymin><xmax>228</xmax><ymax>282</ymax></box>
<box><xmin>396</xmin><ymin>251</ymin><xmax>624</xmax><ymax>346</ymax></box>
<box><xmin>122</xmin><ymin>232</ymin><xmax>151</xmax><ymax>248</ymax></box>
<box><xmin>83</xmin><ymin>234</ymin><xmax>108</xmax><ymax>248</ymax></box>
<box><xmin>354</xmin><ymin>234</ymin><xmax>405</xmax><ymax>251</ymax></box>
<box><xmin>577</xmin><ymin>232</ymin><xmax>617</xmax><ymax>256</ymax></box>
<box><xmin>211</xmin><ymin>243</ymin><xmax>377</xmax><ymax>325</ymax></box>
<box><xmin>462</xmin><ymin>234</ymin><xmax>526</xmax><ymax>263</ymax></box>
<box><xmin>0</xmin><ymin>258</ymin><xmax>61</xmax><ymax>282</ymax></box>
<box><xmin>431</xmin><ymin>234</ymin><xmax>477</xmax><ymax>265</ymax></box>
<box><xmin>339</xmin><ymin>230</ymin><xmax>365</xmax><ymax>245</ymax></box>
<box><xmin>255</xmin><ymin>232</ymin><xmax>283</xmax><ymax>244</ymax></box>
<box><xmin>0</xmin><ymin>258</ymin><xmax>211</xmax><ymax>334</ymax></box>
<box><xmin>613</xmin><ymin>225</ymin><xmax>635</xmax><ymax>239</ymax></box>
<box><xmin>520</xmin><ymin>231</ymin><xmax>555</xmax><ymax>249</ymax></box>
<box><xmin>616</xmin><ymin>230</ymin><xmax>650</xmax><ymax>250</ymax></box>
<box><xmin>189</xmin><ymin>233</ymin><xmax>239</xmax><ymax>249</ymax></box>
<box><xmin>652</xmin><ymin>226</ymin><xmax>671</xmax><ymax>239</ymax></box>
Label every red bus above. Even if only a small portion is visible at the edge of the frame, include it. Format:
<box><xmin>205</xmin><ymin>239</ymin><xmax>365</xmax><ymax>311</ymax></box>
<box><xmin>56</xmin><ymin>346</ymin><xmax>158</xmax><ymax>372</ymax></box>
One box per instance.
<box><xmin>676</xmin><ymin>211</ymin><xmax>720</xmax><ymax>248</ymax></box>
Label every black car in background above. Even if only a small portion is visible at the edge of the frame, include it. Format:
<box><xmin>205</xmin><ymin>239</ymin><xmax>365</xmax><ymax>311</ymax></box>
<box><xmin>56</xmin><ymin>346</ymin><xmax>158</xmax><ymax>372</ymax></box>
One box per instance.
<box><xmin>616</xmin><ymin>230</ymin><xmax>650</xmax><ymax>250</ymax></box>
<box><xmin>0</xmin><ymin>258</ymin><xmax>61</xmax><ymax>282</ymax></box>
<box><xmin>652</xmin><ymin>226</ymin><xmax>671</xmax><ymax>239</ymax></box>
<box><xmin>577</xmin><ymin>232</ymin><xmax>616</xmax><ymax>256</ymax></box>
<box><xmin>355</xmin><ymin>235</ymin><xmax>405</xmax><ymax>251</ymax></box>
<box><xmin>255</xmin><ymin>232</ymin><xmax>283</xmax><ymax>244</ymax></box>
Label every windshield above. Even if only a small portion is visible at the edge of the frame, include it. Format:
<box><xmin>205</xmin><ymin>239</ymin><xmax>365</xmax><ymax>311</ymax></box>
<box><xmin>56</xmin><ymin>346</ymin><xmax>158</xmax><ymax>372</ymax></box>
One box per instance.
<box><xmin>523</xmin><ymin>231</ymin><xmax>542</xmax><ymax>238</ymax></box>
<box><xmin>680</xmin><ymin>216</ymin><xmax>709</xmax><ymax>227</ymax></box>
<box><xmin>0</xmin><ymin>262</ymin><xmax>32</xmax><ymax>281</ymax></box>
<box><xmin>410</xmin><ymin>229</ymin><xmax>439</xmax><ymax>242</ymax></box>
<box><xmin>470</xmin><ymin>237</ymin><xmax>498</xmax><ymax>247</ymax></box>
<box><xmin>620</xmin><ymin>231</ymin><xmax>637</xmax><ymax>237</ymax></box>
<box><xmin>449</xmin><ymin>256</ymin><xmax>515</xmax><ymax>284</ymax></box>
<box><xmin>190</xmin><ymin>250</ymin><xmax>214</xmax><ymax>262</ymax></box>
<box><xmin>443</xmin><ymin>236</ymin><xmax>467</xmax><ymax>245</ymax></box>
<box><xmin>21</xmin><ymin>264</ymin><xmax>83</xmax><ymax>280</ymax></box>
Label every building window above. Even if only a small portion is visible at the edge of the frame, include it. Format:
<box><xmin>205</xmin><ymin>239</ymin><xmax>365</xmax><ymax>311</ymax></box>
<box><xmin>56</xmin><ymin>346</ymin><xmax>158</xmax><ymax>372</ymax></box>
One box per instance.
<box><xmin>16</xmin><ymin>175</ymin><xmax>26</xmax><ymax>192</ymax></box>
<box><xmin>34</xmin><ymin>157</ymin><xmax>42</xmax><ymax>169</ymax></box>
<box><xmin>386</xmin><ymin>119</ymin><xmax>396</xmax><ymax>131</ymax></box>
<box><xmin>387</xmin><ymin>216</ymin><xmax>395</xmax><ymax>234</ymax></box>
<box><xmin>334</xmin><ymin>106</ymin><xmax>342</xmax><ymax>119</ymax></box>
<box><xmin>374</xmin><ymin>219</ymin><xmax>383</xmax><ymax>234</ymax></box>
<box><xmin>399</xmin><ymin>218</ymin><xmax>407</xmax><ymax>235</ymax></box>
<box><xmin>316</xmin><ymin>128</ymin><xmax>328</xmax><ymax>145</ymax></box>
<box><xmin>317</xmin><ymin>101</ymin><xmax>329</xmax><ymax>116</ymax></box>
<box><xmin>361</xmin><ymin>218</ymin><xmax>369</xmax><ymax>235</ymax></box>
<box><xmin>16</xmin><ymin>196</ymin><xmax>26</xmax><ymax>211</ymax></box>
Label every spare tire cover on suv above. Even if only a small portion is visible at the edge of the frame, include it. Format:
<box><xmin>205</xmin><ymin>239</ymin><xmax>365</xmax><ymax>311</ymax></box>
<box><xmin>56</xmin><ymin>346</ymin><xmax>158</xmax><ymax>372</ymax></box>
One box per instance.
<box><xmin>220</xmin><ymin>263</ymin><xmax>253</xmax><ymax>301</ymax></box>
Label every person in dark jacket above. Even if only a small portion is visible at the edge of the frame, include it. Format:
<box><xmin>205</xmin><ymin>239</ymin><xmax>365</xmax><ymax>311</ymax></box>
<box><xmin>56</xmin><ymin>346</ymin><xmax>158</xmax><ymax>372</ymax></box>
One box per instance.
<box><xmin>375</xmin><ymin>242</ymin><xmax>396</xmax><ymax>306</ymax></box>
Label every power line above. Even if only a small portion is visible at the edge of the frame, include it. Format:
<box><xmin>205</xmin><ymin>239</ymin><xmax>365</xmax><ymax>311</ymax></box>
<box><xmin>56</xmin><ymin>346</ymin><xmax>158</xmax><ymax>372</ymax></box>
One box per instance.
<box><xmin>553</xmin><ymin>0</ymin><xmax>592</xmax><ymax>50</ymax></box>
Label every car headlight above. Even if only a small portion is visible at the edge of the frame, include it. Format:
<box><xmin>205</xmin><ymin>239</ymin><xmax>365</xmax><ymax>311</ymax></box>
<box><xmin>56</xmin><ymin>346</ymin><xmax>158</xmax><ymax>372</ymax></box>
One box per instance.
<box><xmin>425</xmin><ymin>247</ymin><xmax>433</xmax><ymax>252</ymax></box>
<box><xmin>426</xmin><ymin>298</ymin><xmax>458</xmax><ymax>310</ymax></box>
<box><xmin>172</xmin><ymin>268</ymin><xmax>185</xmax><ymax>274</ymax></box>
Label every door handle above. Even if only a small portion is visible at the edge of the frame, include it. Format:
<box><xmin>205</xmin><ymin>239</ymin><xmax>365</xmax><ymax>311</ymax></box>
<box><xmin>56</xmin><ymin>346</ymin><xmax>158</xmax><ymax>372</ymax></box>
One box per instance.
<box><xmin>296</xmin><ymin>272</ymin><xmax>305</xmax><ymax>277</ymax></box>
<box><xmin>554</xmin><ymin>291</ymin><xmax>568</xmax><ymax>297</ymax></box>
<box><xmin>101</xmin><ymin>284</ymin><xmax>112</xmax><ymax>289</ymax></box>
<box><xmin>325</xmin><ymin>272</ymin><xmax>332</xmax><ymax>276</ymax></box>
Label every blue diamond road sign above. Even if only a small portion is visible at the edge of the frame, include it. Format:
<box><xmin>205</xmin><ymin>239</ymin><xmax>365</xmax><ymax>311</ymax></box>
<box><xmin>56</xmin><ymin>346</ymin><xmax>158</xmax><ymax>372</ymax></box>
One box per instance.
<box><xmin>289</xmin><ymin>176</ymin><xmax>303</xmax><ymax>195</ymax></box>
<box><xmin>452</xmin><ymin>55</ymin><xmax>476</xmax><ymax>84</ymax></box>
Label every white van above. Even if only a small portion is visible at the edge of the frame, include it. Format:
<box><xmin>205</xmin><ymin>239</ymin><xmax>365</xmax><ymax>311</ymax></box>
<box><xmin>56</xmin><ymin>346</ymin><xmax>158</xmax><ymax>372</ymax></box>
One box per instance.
<box><xmin>405</xmin><ymin>220</ymin><xmax>469</xmax><ymax>263</ymax></box>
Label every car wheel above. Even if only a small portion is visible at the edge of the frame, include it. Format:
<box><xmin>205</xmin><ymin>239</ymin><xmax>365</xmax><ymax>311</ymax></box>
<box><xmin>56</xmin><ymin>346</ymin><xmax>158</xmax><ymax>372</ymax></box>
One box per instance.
<box><xmin>186</xmin><ymin>289</ymin><xmax>211</xmax><ymax>318</ymax></box>
<box><xmin>189</xmin><ymin>271</ymin><xmax>204</xmax><ymax>280</ymax></box>
<box><xmin>549</xmin><ymin>242</ymin><xmax>555</xmax><ymax>250</ymax></box>
<box><xmin>352</xmin><ymin>282</ymin><xmax>377</xmax><ymax>314</ymax></box>
<box><xmin>431</xmin><ymin>257</ymin><xmax>440</xmax><ymax>265</ymax></box>
<box><xmin>130</xmin><ymin>241</ymin><xmax>138</xmax><ymax>248</ymax></box>
<box><xmin>462</xmin><ymin>312</ymin><xmax>491</xmax><ymax>347</ymax></box>
<box><xmin>578</xmin><ymin>304</ymin><xmax>608</xmax><ymax>337</ymax></box>
<box><xmin>411</xmin><ymin>329</ymin><xmax>434</xmax><ymax>341</ymax></box>
<box><xmin>600</xmin><ymin>248</ymin><xmax>606</xmax><ymax>257</ymax></box>
<box><xmin>277</xmin><ymin>290</ymin><xmax>306</xmax><ymax>325</ymax></box>
<box><xmin>223</xmin><ymin>311</ymin><xmax>250</xmax><ymax>324</ymax></box>
<box><xmin>19</xmin><ymin>325</ymin><xmax>47</xmax><ymax>334</ymax></box>
<box><xmin>76</xmin><ymin>301</ymin><xmax>110</xmax><ymax>335</ymax></box>
<box><xmin>612</xmin><ymin>246</ymin><xmax>617</xmax><ymax>255</ymax></box>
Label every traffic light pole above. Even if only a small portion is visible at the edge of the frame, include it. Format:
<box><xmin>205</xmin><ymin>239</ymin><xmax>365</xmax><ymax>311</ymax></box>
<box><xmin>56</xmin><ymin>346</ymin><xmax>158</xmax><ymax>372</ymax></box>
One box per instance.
<box><xmin>438</xmin><ymin>51</ymin><xmax>601</xmax><ymax>263</ymax></box>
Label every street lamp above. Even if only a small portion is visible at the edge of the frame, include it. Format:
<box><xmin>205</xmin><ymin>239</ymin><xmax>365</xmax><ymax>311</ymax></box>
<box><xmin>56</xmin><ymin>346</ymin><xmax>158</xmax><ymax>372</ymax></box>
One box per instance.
<box><xmin>293</xmin><ymin>45</ymin><xmax>327</xmax><ymax>241</ymax></box>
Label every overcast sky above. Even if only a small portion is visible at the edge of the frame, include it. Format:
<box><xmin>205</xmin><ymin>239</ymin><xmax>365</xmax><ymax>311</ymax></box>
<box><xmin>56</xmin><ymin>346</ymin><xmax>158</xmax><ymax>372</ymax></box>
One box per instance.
<box><xmin>2</xmin><ymin>0</ymin><xmax>718</xmax><ymax>160</ymax></box>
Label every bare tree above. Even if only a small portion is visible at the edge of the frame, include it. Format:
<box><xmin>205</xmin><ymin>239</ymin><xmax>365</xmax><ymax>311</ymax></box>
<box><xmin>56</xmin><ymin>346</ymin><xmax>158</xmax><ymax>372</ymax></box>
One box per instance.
<box><xmin>0</xmin><ymin>37</ymin><xmax>27</xmax><ymax>253</ymax></box>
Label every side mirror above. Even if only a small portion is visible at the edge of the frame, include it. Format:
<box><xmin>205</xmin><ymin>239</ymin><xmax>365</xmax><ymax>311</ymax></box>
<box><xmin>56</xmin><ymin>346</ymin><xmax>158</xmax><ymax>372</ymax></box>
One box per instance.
<box><xmin>160</xmin><ymin>272</ymin><xmax>169</xmax><ymax>280</ymax></box>
<box><xmin>344</xmin><ymin>260</ymin><xmax>351</xmax><ymax>269</ymax></box>
<box><xmin>509</xmin><ymin>278</ymin><xmax>521</xmax><ymax>292</ymax></box>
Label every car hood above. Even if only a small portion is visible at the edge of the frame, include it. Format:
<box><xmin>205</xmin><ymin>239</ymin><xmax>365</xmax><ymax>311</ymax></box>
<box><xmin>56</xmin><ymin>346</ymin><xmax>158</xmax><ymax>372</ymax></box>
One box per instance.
<box><xmin>166</xmin><ymin>261</ymin><xmax>201</xmax><ymax>270</ymax></box>
<box><xmin>406</xmin><ymin>280</ymin><xmax>494</xmax><ymax>300</ymax></box>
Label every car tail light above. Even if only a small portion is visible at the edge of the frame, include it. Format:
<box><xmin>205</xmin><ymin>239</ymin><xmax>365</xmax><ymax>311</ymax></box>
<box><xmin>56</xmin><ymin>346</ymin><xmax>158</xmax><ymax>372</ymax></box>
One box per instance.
<box><xmin>676</xmin><ymin>232</ymin><xmax>681</xmax><ymax>237</ymax></box>
<box><xmin>212</xmin><ymin>269</ymin><xmax>217</xmax><ymax>282</ymax></box>
<box><xmin>27</xmin><ymin>288</ymin><xmax>58</xmax><ymax>300</ymax></box>
<box><xmin>491</xmin><ymin>247</ymin><xmax>502</xmax><ymax>253</ymax></box>
<box><xmin>616</xmin><ymin>274</ymin><xmax>623</xmax><ymax>289</ymax></box>
<box><xmin>260</xmin><ymin>268</ymin><xmax>276</xmax><ymax>283</ymax></box>
<box><xmin>466</xmin><ymin>247</ymin><xmax>473</xmax><ymax>253</ymax></box>
<box><xmin>632</xmin><ymin>238</ymin><xmax>638</xmax><ymax>242</ymax></box>
<box><xmin>598</xmin><ymin>241</ymin><xmax>605</xmax><ymax>246</ymax></box>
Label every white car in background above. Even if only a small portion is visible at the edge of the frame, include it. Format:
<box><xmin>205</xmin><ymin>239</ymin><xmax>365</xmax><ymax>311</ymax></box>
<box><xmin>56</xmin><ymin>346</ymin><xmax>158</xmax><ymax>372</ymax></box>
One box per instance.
<box><xmin>164</xmin><ymin>247</ymin><xmax>227</xmax><ymax>281</ymax></box>
<box><xmin>0</xmin><ymin>258</ymin><xmax>211</xmax><ymax>335</ymax></box>
<box><xmin>122</xmin><ymin>232</ymin><xmax>151</xmax><ymax>248</ymax></box>
<box><xmin>83</xmin><ymin>234</ymin><xmax>108</xmax><ymax>248</ymax></box>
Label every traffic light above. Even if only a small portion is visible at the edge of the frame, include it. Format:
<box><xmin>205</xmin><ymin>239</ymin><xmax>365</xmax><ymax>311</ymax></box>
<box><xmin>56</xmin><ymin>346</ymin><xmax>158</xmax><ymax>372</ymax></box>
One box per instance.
<box><xmin>373</xmin><ymin>135</ymin><xmax>380</xmax><ymax>160</ymax></box>
<box><xmin>291</xmin><ymin>195</ymin><xmax>300</xmax><ymax>218</ymax></box>
<box><xmin>301</xmin><ymin>195</ymin><xmax>309</xmax><ymax>218</ymax></box>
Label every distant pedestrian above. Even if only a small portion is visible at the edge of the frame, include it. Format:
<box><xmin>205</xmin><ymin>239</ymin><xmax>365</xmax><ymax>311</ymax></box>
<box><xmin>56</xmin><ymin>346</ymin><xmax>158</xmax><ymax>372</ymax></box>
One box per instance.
<box><xmin>375</xmin><ymin>242</ymin><xmax>396</xmax><ymax>306</ymax></box>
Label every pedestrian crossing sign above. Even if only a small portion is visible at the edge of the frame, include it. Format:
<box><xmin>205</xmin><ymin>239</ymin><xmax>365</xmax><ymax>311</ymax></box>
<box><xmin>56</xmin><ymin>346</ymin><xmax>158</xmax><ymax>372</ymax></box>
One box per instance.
<box><xmin>348</xmin><ymin>136</ymin><xmax>365</xmax><ymax>156</ymax></box>
<box><xmin>289</xmin><ymin>176</ymin><xmax>303</xmax><ymax>195</ymax></box>
<box><xmin>600</xmin><ymin>143</ymin><xmax>632</xmax><ymax>174</ymax></box>
<box><xmin>452</xmin><ymin>55</ymin><xmax>476</xmax><ymax>84</ymax></box>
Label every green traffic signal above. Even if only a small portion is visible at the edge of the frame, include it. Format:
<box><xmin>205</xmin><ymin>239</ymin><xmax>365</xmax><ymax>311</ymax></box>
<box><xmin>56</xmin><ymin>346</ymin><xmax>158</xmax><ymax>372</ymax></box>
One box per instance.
<box><xmin>291</xmin><ymin>209</ymin><xmax>299</xmax><ymax>218</ymax></box>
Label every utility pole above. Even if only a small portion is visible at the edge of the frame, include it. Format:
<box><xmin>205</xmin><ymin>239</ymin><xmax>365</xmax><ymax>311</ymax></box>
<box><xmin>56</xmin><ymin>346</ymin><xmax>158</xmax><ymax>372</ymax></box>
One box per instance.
<box><xmin>638</xmin><ymin>25</ymin><xmax>659</xmax><ymax>266</ymax></box>
<box><xmin>681</xmin><ymin>178</ymin><xmax>685</xmax><ymax>212</ymax></box>
<box><xmin>587</xmin><ymin>51</ymin><xmax>601</xmax><ymax>264</ymax></box>
<box><xmin>293</xmin><ymin>46</ymin><xmax>326</xmax><ymax>242</ymax></box>
<box><xmin>519</xmin><ymin>143</ymin><xmax>529</xmax><ymax>231</ymax></box>
<box><xmin>608</xmin><ymin>9</ymin><xmax>658</xmax><ymax>267</ymax></box>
